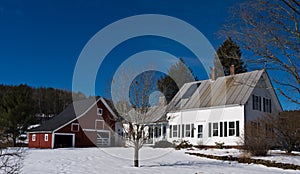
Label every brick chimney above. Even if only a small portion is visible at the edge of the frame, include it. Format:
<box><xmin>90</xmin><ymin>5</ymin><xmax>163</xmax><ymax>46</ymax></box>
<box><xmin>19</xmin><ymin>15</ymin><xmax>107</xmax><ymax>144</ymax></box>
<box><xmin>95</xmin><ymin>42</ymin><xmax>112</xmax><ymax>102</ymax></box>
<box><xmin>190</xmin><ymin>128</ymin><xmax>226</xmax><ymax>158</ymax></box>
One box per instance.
<box><xmin>230</xmin><ymin>65</ymin><xmax>235</xmax><ymax>75</ymax></box>
<box><xmin>210</xmin><ymin>67</ymin><xmax>216</xmax><ymax>80</ymax></box>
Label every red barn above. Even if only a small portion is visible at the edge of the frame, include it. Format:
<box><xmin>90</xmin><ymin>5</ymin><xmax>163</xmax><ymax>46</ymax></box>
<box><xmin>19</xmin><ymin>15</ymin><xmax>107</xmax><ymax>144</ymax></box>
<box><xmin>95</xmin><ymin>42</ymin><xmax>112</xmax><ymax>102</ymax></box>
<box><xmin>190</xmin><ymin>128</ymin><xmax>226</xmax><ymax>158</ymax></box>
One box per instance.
<box><xmin>28</xmin><ymin>97</ymin><xmax>123</xmax><ymax>148</ymax></box>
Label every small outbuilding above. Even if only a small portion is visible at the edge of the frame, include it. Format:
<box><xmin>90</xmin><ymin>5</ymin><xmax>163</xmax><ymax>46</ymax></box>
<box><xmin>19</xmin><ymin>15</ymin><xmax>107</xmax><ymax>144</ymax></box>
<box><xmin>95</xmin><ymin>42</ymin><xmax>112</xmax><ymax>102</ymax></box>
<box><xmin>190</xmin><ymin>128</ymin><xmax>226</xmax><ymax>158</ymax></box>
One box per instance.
<box><xmin>28</xmin><ymin>97</ymin><xmax>122</xmax><ymax>148</ymax></box>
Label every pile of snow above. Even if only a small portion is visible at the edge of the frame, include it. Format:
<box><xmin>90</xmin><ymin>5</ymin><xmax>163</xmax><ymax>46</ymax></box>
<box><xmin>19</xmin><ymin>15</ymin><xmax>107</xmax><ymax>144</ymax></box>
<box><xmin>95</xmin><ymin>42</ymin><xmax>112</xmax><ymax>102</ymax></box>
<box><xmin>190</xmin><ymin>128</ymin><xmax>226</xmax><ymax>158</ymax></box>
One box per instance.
<box><xmin>22</xmin><ymin>147</ymin><xmax>300</xmax><ymax>174</ymax></box>
<box><xmin>253</xmin><ymin>150</ymin><xmax>300</xmax><ymax>166</ymax></box>
<box><xmin>187</xmin><ymin>148</ymin><xmax>300</xmax><ymax>166</ymax></box>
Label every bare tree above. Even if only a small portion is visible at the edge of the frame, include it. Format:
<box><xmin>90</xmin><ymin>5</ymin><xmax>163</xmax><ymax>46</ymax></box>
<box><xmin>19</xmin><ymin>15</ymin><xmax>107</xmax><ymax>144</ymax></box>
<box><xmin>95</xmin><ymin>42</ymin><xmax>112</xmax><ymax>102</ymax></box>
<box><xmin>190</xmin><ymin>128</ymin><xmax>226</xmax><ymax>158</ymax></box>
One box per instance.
<box><xmin>221</xmin><ymin>0</ymin><xmax>300</xmax><ymax>105</ymax></box>
<box><xmin>242</xmin><ymin>116</ymin><xmax>276</xmax><ymax>156</ymax></box>
<box><xmin>111</xmin><ymin>67</ymin><xmax>166</xmax><ymax>167</ymax></box>
<box><xmin>0</xmin><ymin>138</ymin><xmax>25</xmax><ymax>174</ymax></box>
<box><xmin>269</xmin><ymin>111</ymin><xmax>300</xmax><ymax>153</ymax></box>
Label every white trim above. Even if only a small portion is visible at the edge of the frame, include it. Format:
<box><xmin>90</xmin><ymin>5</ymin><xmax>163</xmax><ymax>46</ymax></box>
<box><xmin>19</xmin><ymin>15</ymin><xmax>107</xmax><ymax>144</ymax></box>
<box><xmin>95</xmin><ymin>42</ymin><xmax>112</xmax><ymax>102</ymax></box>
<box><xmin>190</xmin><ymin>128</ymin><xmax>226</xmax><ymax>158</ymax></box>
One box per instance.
<box><xmin>95</xmin><ymin>119</ymin><xmax>104</xmax><ymax>130</ymax></box>
<box><xmin>51</xmin><ymin>133</ymin><xmax>55</xmax><ymax>148</ymax></box>
<box><xmin>82</xmin><ymin>128</ymin><xmax>111</xmax><ymax>133</ymax></box>
<box><xmin>82</xmin><ymin>128</ymin><xmax>97</xmax><ymax>132</ymax></box>
<box><xmin>167</xmin><ymin>104</ymin><xmax>242</xmax><ymax>114</ymax></box>
<box><xmin>97</xmin><ymin>108</ymin><xmax>103</xmax><ymax>116</ymax></box>
<box><xmin>96</xmin><ymin>130</ymin><xmax>111</xmax><ymax>146</ymax></box>
<box><xmin>32</xmin><ymin>134</ymin><xmax>36</xmax><ymax>142</ymax></box>
<box><xmin>71</xmin><ymin>123</ymin><xmax>80</xmax><ymax>132</ymax></box>
<box><xmin>53</xmin><ymin>98</ymin><xmax>101</xmax><ymax>133</ymax></box>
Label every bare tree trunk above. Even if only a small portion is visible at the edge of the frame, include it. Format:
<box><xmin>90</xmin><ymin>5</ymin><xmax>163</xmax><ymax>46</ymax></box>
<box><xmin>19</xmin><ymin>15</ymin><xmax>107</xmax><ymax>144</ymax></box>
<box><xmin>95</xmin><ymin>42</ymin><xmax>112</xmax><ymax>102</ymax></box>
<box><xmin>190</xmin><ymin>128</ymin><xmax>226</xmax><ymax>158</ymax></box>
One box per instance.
<box><xmin>134</xmin><ymin>142</ymin><xmax>139</xmax><ymax>167</ymax></box>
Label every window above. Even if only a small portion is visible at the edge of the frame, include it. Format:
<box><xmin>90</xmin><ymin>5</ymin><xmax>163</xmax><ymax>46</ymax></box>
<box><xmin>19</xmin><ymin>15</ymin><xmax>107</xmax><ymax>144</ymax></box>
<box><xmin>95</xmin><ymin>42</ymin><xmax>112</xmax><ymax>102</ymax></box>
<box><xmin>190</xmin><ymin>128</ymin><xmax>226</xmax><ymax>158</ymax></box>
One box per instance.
<box><xmin>263</xmin><ymin>98</ymin><xmax>272</xmax><ymax>113</ymax></box>
<box><xmin>224</xmin><ymin>122</ymin><xmax>227</xmax><ymax>137</ymax></box>
<box><xmin>149</xmin><ymin>126</ymin><xmax>153</xmax><ymax>139</ymax></box>
<box><xmin>185</xmin><ymin>124</ymin><xmax>191</xmax><ymax>137</ymax></box>
<box><xmin>169</xmin><ymin>125</ymin><xmax>172</xmax><ymax>138</ymax></box>
<box><xmin>95</xmin><ymin>120</ymin><xmax>104</xmax><ymax>130</ymax></box>
<box><xmin>213</xmin><ymin>123</ymin><xmax>218</xmax><ymax>136</ymax></box>
<box><xmin>44</xmin><ymin>134</ymin><xmax>48</xmax><ymax>142</ymax></box>
<box><xmin>154</xmin><ymin>126</ymin><xmax>161</xmax><ymax>138</ymax></box>
<box><xmin>197</xmin><ymin>125</ymin><xmax>203</xmax><ymax>138</ymax></box>
<box><xmin>252</xmin><ymin>95</ymin><xmax>261</xmax><ymax>111</ymax></box>
<box><xmin>32</xmin><ymin>134</ymin><xmax>36</xmax><ymax>142</ymax></box>
<box><xmin>173</xmin><ymin>125</ymin><xmax>178</xmax><ymax>138</ymax></box>
<box><xmin>97</xmin><ymin>108</ymin><xmax>103</xmax><ymax>116</ymax></box>
<box><xmin>229</xmin><ymin>121</ymin><xmax>235</xmax><ymax>136</ymax></box>
<box><xmin>71</xmin><ymin>123</ymin><xmax>80</xmax><ymax>132</ymax></box>
<box><xmin>163</xmin><ymin>125</ymin><xmax>166</xmax><ymax>137</ymax></box>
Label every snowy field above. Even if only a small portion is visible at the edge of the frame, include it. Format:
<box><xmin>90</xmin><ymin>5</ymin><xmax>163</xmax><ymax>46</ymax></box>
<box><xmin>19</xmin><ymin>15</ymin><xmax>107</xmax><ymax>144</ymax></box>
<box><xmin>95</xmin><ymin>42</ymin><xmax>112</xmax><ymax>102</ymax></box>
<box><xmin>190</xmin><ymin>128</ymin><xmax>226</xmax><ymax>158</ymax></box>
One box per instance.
<box><xmin>22</xmin><ymin>147</ymin><xmax>300</xmax><ymax>174</ymax></box>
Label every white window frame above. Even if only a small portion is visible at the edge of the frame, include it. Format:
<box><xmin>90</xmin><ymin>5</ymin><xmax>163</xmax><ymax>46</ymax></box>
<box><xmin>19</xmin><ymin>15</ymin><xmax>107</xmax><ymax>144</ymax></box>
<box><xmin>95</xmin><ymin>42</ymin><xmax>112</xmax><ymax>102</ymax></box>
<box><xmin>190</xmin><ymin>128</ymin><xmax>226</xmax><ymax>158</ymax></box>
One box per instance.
<box><xmin>172</xmin><ymin>125</ymin><xmax>178</xmax><ymax>138</ymax></box>
<box><xmin>97</xmin><ymin>108</ymin><xmax>103</xmax><ymax>116</ymax></box>
<box><xmin>213</xmin><ymin>123</ymin><xmax>218</xmax><ymax>136</ymax></box>
<box><xmin>44</xmin><ymin>134</ymin><xmax>48</xmax><ymax>141</ymax></box>
<box><xmin>197</xmin><ymin>125</ymin><xmax>203</xmax><ymax>138</ymax></box>
<box><xmin>71</xmin><ymin>123</ymin><xmax>80</xmax><ymax>132</ymax></box>
<box><xmin>185</xmin><ymin>124</ymin><xmax>191</xmax><ymax>137</ymax></box>
<box><xmin>32</xmin><ymin>134</ymin><xmax>36</xmax><ymax>142</ymax></box>
<box><xmin>229</xmin><ymin>121</ymin><xmax>235</xmax><ymax>136</ymax></box>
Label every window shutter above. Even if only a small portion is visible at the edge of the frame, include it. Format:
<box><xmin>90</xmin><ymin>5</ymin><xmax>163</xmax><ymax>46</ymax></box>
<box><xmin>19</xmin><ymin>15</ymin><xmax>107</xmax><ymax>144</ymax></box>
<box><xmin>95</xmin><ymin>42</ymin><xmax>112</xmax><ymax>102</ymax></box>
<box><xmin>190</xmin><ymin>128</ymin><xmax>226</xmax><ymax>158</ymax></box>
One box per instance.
<box><xmin>224</xmin><ymin>122</ymin><xmax>227</xmax><ymax>137</ymax></box>
<box><xmin>236</xmin><ymin>121</ymin><xmax>240</xmax><ymax>136</ymax></box>
<box><xmin>208</xmin><ymin>123</ymin><xmax>211</xmax><ymax>137</ymax></box>
<box><xmin>252</xmin><ymin>95</ymin><xmax>255</xmax><ymax>109</ymax></box>
<box><xmin>259</xmin><ymin>96</ymin><xmax>262</xmax><ymax>111</ymax></box>
<box><xmin>220</xmin><ymin>122</ymin><xmax>223</xmax><ymax>137</ymax></box>
<box><xmin>191</xmin><ymin>124</ymin><xmax>194</xmax><ymax>138</ymax></box>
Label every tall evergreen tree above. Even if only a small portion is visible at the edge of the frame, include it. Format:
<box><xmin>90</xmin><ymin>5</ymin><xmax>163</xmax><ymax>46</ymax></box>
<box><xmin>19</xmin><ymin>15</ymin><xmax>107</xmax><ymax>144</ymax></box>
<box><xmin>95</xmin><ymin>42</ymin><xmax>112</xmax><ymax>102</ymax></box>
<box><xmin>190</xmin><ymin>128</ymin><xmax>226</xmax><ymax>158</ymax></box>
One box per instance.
<box><xmin>214</xmin><ymin>37</ymin><xmax>247</xmax><ymax>77</ymax></box>
<box><xmin>157</xmin><ymin>58</ymin><xmax>197</xmax><ymax>103</ymax></box>
<box><xmin>0</xmin><ymin>85</ymin><xmax>35</xmax><ymax>146</ymax></box>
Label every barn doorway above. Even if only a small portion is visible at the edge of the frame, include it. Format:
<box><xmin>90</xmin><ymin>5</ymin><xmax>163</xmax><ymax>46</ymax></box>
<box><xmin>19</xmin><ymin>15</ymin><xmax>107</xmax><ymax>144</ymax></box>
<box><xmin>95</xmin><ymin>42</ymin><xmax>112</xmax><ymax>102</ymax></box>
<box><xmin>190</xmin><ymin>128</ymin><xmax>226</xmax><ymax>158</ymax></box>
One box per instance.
<box><xmin>54</xmin><ymin>134</ymin><xmax>74</xmax><ymax>148</ymax></box>
<box><xmin>96</xmin><ymin>131</ymin><xmax>110</xmax><ymax>147</ymax></box>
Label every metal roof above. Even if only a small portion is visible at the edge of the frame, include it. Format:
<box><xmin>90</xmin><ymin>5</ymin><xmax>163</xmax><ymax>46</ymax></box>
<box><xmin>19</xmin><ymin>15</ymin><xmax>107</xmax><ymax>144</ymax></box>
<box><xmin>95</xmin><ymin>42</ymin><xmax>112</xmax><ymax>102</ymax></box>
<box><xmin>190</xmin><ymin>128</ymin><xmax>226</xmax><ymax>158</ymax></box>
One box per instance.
<box><xmin>29</xmin><ymin>98</ymin><xmax>98</xmax><ymax>132</ymax></box>
<box><xmin>167</xmin><ymin>70</ymin><xmax>264</xmax><ymax>111</ymax></box>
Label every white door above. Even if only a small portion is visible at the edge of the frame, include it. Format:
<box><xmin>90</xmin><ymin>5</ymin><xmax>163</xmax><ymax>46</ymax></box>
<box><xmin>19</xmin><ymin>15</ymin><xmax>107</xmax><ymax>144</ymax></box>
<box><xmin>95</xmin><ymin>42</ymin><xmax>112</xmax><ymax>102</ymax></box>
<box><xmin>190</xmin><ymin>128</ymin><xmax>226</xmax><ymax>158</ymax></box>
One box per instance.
<box><xmin>97</xmin><ymin>131</ymin><xmax>110</xmax><ymax>146</ymax></box>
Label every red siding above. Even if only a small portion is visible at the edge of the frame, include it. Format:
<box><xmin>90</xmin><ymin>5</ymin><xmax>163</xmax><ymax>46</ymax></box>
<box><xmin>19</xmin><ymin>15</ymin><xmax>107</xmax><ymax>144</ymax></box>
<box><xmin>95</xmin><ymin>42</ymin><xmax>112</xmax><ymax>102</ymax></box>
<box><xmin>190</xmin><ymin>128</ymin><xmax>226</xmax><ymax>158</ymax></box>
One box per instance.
<box><xmin>28</xmin><ymin>99</ymin><xmax>118</xmax><ymax>149</ymax></box>
<box><xmin>56</xmin><ymin>120</ymin><xmax>95</xmax><ymax>147</ymax></box>
<box><xmin>56</xmin><ymin>99</ymin><xmax>117</xmax><ymax>147</ymax></box>
<box><xmin>28</xmin><ymin>133</ymin><xmax>52</xmax><ymax>148</ymax></box>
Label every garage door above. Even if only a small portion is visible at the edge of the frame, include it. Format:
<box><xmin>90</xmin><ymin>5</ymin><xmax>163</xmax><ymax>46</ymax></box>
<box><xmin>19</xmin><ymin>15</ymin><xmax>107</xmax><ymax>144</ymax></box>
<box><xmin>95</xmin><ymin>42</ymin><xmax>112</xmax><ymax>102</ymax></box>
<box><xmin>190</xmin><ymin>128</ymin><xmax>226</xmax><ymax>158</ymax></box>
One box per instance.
<box><xmin>54</xmin><ymin>134</ymin><xmax>74</xmax><ymax>148</ymax></box>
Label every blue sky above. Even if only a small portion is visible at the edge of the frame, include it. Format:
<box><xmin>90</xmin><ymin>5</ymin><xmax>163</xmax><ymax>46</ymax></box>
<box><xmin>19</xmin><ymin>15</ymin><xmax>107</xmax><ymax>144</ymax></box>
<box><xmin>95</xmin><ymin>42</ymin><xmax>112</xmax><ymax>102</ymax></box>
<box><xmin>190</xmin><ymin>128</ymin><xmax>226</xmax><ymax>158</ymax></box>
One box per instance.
<box><xmin>1</xmin><ymin>0</ymin><xmax>296</xmax><ymax>110</ymax></box>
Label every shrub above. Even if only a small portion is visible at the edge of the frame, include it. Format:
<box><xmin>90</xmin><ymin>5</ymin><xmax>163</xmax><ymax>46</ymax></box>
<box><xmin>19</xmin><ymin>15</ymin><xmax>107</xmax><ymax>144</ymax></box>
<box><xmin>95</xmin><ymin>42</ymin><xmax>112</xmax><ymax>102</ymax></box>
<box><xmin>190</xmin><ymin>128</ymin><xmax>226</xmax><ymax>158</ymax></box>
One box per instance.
<box><xmin>215</xmin><ymin>142</ymin><xmax>225</xmax><ymax>149</ymax></box>
<box><xmin>153</xmin><ymin>140</ymin><xmax>175</xmax><ymax>148</ymax></box>
<box><xmin>242</xmin><ymin>119</ymin><xmax>275</xmax><ymax>156</ymax></box>
<box><xmin>175</xmin><ymin>140</ymin><xmax>193</xmax><ymax>150</ymax></box>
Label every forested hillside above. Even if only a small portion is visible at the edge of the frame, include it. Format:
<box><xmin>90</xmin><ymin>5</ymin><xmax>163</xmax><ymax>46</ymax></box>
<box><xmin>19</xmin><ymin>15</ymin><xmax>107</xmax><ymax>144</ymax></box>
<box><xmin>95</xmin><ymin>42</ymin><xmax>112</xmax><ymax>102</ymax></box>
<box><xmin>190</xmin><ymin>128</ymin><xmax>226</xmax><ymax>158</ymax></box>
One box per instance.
<box><xmin>0</xmin><ymin>84</ymin><xmax>86</xmax><ymax>117</ymax></box>
<box><xmin>0</xmin><ymin>84</ymin><xmax>86</xmax><ymax>146</ymax></box>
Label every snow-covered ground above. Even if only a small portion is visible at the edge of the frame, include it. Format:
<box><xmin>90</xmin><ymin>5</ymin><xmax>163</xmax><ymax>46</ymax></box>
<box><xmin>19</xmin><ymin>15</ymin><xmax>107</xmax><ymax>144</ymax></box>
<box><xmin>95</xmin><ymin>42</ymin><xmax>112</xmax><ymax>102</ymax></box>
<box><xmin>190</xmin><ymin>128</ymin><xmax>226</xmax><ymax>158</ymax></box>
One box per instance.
<box><xmin>22</xmin><ymin>147</ymin><xmax>300</xmax><ymax>174</ymax></box>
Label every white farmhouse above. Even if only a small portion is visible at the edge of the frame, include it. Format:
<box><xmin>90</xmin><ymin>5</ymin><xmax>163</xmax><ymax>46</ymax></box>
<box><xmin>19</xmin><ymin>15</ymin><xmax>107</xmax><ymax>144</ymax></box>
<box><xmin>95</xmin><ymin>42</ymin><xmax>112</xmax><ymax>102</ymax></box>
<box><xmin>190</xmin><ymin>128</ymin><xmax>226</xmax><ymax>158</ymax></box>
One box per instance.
<box><xmin>158</xmin><ymin>69</ymin><xmax>282</xmax><ymax>146</ymax></box>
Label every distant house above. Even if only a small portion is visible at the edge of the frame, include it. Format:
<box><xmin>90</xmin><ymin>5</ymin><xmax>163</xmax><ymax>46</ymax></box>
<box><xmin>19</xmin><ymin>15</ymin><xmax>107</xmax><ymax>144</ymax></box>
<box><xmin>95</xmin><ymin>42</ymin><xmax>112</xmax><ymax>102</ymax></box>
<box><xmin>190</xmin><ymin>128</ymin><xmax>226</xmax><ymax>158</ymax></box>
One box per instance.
<box><xmin>148</xmin><ymin>68</ymin><xmax>282</xmax><ymax>146</ymax></box>
<box><xmin>28</xmin><ymin>97</ymin><xmax>122</xmax><ymax>148</ymax></box>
